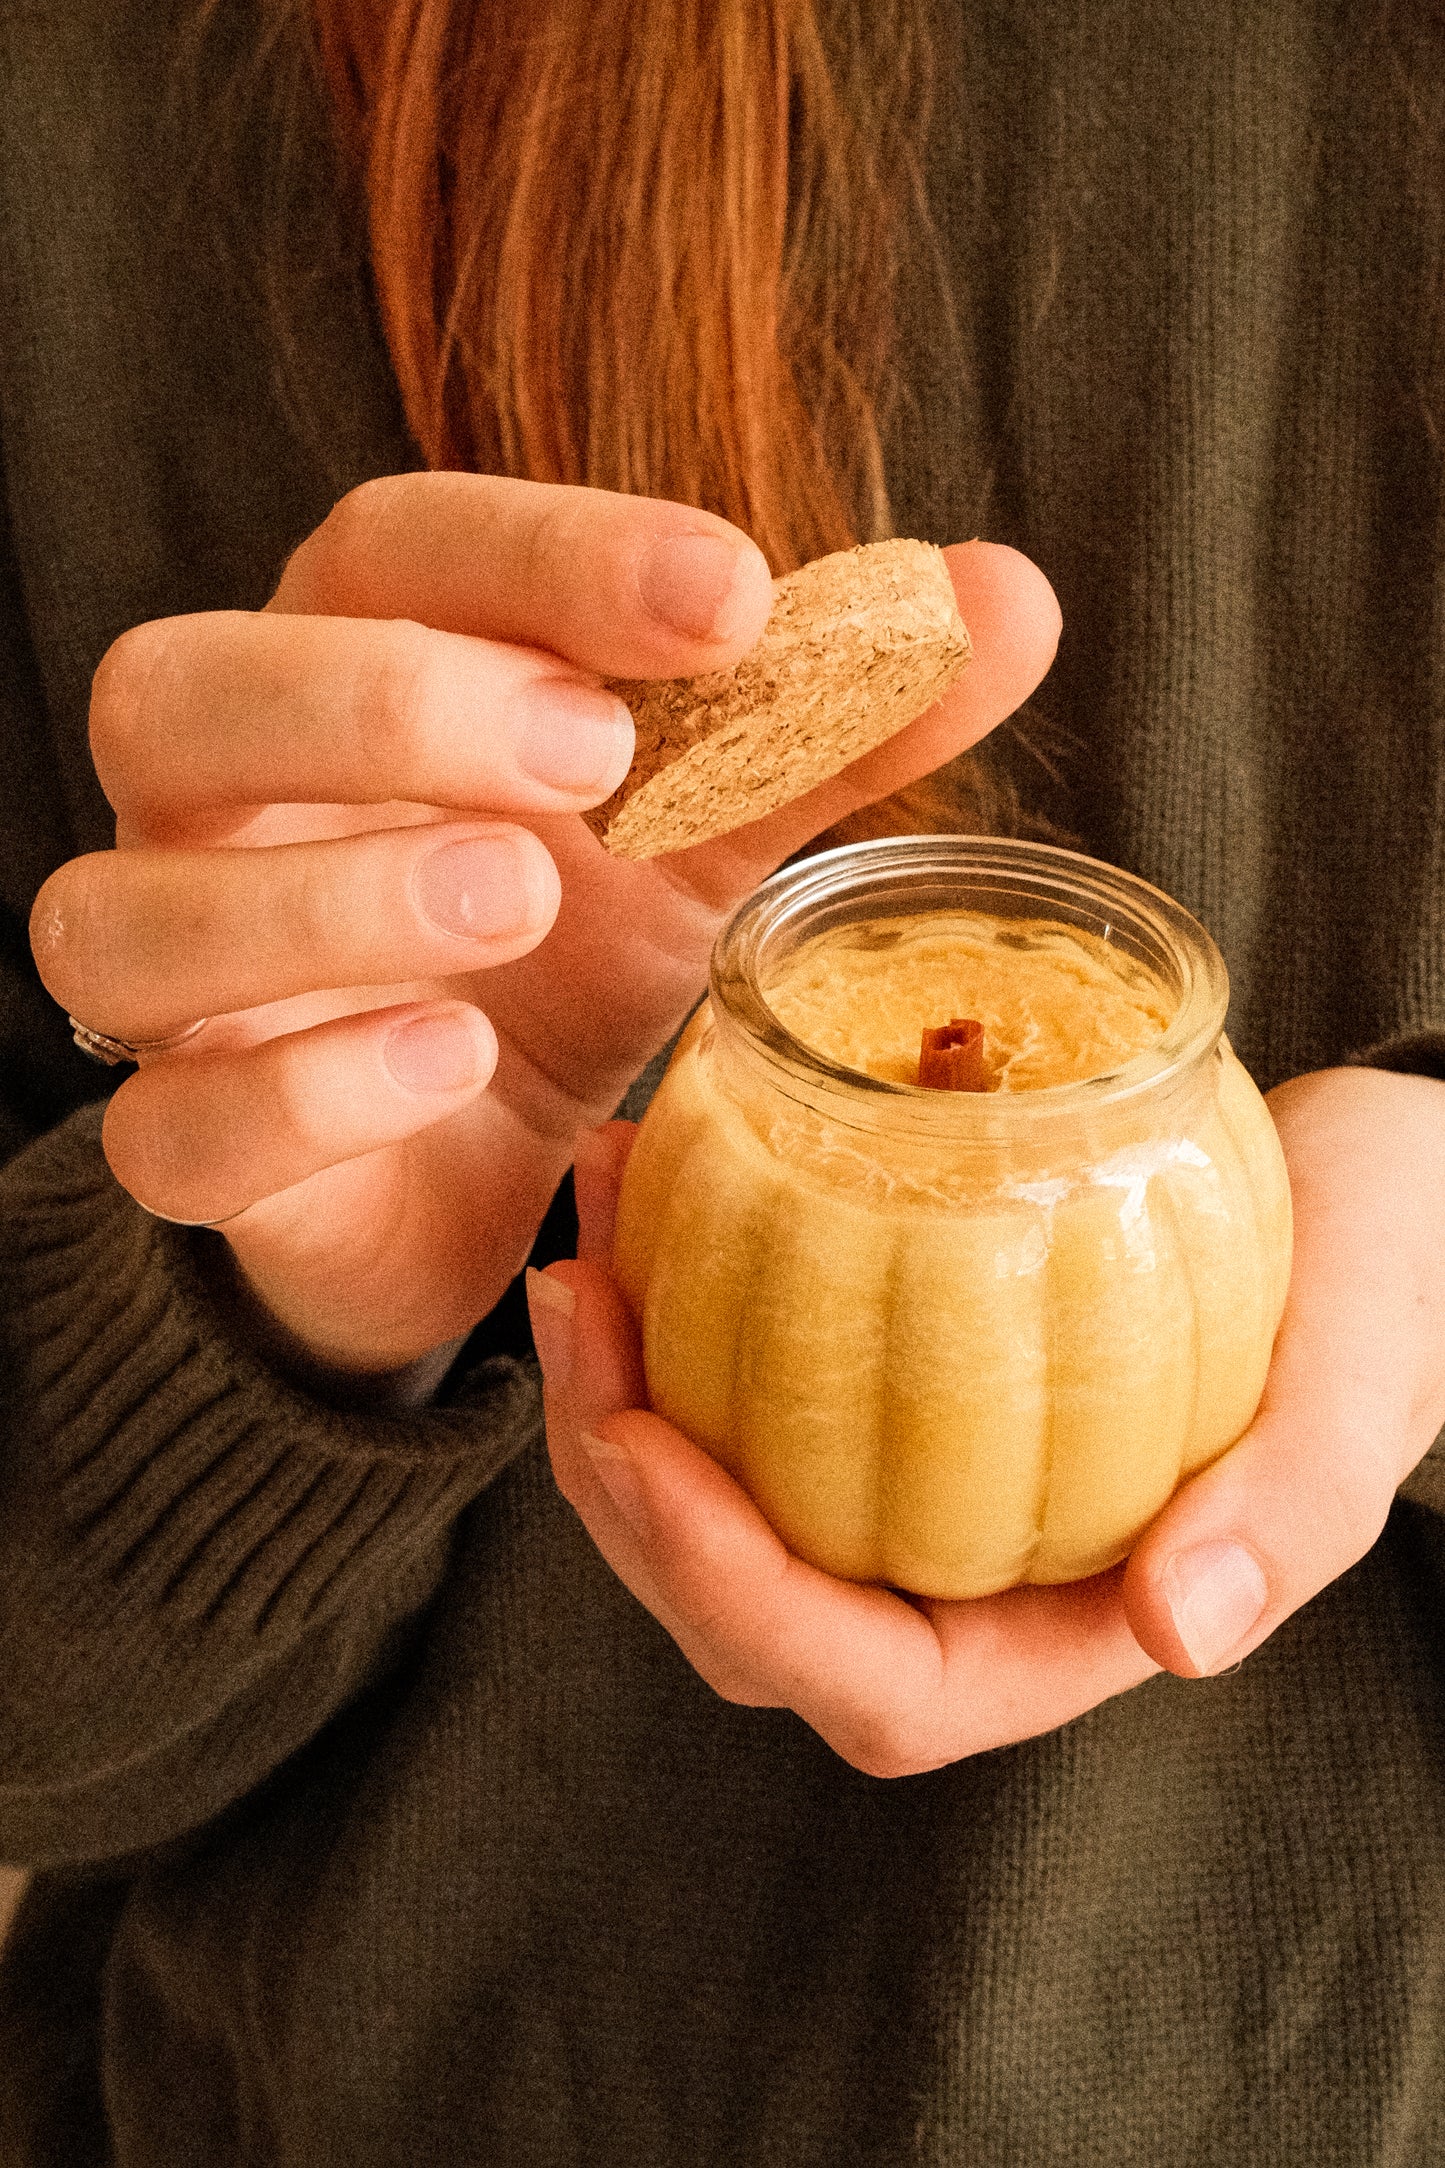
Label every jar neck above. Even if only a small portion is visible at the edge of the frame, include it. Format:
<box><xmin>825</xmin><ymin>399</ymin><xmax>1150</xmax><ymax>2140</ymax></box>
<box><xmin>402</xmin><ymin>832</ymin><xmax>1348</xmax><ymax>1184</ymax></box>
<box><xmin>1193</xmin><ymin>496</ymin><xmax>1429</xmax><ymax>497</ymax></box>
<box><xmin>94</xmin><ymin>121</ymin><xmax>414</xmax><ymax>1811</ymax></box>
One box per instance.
<box><xmin>708</xmin><ymin>836</ymin><xmax>1230</xmax><ymax>1143</ymax></box>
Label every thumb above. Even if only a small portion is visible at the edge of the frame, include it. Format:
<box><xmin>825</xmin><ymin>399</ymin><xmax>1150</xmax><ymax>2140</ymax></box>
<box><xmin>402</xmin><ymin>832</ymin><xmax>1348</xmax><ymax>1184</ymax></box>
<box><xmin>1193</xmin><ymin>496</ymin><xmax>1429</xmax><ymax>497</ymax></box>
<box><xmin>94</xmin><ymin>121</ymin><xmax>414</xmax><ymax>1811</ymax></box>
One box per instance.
<box><xmin>1121</xmin><ymin>1393</ymin><xmax>1401</xmax><ymax>1679</ymax></box>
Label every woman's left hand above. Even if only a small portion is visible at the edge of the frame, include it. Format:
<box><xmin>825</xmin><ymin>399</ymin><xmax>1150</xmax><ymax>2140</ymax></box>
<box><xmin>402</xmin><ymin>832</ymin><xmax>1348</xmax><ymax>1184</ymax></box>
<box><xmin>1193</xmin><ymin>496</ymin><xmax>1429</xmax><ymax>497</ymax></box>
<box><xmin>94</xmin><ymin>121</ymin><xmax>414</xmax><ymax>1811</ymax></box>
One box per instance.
<box><xmin>528</xmin><ymin>1064</ymin><xmax>1445</xmax><ymax>1775</ymax></box>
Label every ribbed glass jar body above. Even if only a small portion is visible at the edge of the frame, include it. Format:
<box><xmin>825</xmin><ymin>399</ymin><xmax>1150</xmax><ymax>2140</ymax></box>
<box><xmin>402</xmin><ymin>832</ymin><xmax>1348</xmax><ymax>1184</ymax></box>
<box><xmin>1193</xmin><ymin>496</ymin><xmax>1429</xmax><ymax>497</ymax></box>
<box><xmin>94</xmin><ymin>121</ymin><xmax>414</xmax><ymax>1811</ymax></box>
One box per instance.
<box><xmin>614</xmin><ymin>838</ymin><xmax>1292</xmax><ymax>1595</ymax></box>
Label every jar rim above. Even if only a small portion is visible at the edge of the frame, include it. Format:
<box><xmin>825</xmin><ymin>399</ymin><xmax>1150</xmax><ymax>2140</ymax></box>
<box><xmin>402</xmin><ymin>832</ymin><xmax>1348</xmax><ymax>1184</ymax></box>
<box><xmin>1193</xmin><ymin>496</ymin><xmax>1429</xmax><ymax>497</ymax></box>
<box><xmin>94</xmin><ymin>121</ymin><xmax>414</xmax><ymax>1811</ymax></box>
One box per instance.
<box><xmin>709</xmin><ymin>836</ymin><xmax>1230</xmax><ymax>1130</ymax></box>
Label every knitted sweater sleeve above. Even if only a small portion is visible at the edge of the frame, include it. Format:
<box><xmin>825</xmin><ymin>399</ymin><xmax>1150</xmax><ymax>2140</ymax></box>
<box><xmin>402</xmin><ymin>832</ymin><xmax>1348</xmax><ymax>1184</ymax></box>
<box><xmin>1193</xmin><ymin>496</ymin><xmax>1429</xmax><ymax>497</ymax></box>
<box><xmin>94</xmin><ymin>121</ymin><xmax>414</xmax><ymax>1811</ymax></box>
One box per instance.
<box><xmin>0</xmin><ymin>1105</ymin><xmax>543</xmax><ymax>1870</ymax></box>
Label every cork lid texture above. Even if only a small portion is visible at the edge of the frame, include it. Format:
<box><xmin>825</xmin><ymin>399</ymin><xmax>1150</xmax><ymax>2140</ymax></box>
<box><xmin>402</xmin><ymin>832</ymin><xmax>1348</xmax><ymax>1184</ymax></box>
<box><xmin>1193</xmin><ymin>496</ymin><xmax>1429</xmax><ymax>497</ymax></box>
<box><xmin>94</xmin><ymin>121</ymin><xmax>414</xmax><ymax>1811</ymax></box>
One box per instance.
<box><xmin>584</xmin><ymin>540</ymin><xmax>972</xmax><ymax>859</ymax></box>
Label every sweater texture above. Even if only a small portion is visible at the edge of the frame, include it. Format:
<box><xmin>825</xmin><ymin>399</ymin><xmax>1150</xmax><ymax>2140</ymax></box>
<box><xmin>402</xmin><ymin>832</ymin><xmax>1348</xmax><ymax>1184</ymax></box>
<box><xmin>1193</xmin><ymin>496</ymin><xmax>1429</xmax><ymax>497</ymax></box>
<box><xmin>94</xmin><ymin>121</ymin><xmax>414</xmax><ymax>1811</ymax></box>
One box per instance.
<box><xmin>1</xmin><ymin>1</ymin><xmax>1444</xmax><ymax>2162</ymax></box>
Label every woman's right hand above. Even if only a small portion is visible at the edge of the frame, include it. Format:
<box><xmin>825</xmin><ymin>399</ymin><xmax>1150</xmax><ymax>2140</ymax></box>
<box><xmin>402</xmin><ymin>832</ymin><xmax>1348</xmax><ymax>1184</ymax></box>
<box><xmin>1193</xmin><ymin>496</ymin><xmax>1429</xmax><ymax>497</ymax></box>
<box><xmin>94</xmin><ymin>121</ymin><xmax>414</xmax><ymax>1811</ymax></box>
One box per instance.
<box><xmin>29</xmin><ymin>476</ymin><xmax>1059</xmax><ymax>1379</ymax></box>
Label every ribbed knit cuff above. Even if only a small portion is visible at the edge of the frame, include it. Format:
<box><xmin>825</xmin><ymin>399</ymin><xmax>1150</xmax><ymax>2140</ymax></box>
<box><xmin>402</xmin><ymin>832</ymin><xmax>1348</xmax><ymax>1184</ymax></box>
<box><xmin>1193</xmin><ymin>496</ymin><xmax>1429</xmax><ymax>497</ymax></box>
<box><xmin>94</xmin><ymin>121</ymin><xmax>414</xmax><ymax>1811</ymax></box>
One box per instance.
<box><xmin>0</xmin><ymin>1105</ymin><xmax>541</xmax><ymax>1645</ymax></box>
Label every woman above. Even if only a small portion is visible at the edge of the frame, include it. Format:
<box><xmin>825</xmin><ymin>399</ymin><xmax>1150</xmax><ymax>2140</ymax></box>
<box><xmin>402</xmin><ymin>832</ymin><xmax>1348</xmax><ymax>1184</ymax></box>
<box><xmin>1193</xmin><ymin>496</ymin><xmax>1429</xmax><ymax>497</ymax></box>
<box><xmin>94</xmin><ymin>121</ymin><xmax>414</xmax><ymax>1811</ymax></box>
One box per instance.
<box><xmin>1</xmin><ymin>0</ymin><xmax>1443</xmax><ymax>2159</ymax></box>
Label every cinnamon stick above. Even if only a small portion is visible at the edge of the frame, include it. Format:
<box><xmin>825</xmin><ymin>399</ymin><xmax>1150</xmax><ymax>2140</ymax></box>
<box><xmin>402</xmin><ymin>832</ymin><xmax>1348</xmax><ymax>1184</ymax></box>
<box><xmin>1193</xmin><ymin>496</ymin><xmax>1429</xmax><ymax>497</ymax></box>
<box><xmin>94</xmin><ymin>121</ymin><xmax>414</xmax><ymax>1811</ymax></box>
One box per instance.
<box><xmin>918</xmin><ymin>1018</ymin><xmax>987</xmax><ymax>1092</ymax></box>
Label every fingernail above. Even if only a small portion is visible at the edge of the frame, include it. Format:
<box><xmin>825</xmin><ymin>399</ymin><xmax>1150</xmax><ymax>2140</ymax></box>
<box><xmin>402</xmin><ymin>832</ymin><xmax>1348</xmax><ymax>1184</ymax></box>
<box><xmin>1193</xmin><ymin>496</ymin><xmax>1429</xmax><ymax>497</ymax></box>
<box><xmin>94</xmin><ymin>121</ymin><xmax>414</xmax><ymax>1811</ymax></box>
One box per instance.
<box><xmin>511</xmin><ymin>680</ymin><xmax>634</xmax><ymax>795</ymax></box>
<box><xmin>415</xmin><ymin>835</ymin><xmax>545</xmax><ymax>939</ymax></box>
<box><xmin>525</xmin><ymin>1267</ymin><xmax>574</xmax><ymax>1394</ymax></box>
<box><xmin>580</xmin><ymin>1430</ymin><xmax>650</xmax><ymax>1538</ymax></box>
<box><xmin>637</xmin><ymin>532</ymin><xmax>760</xmax><ymax>644</ymax></box>
<box><xmin>384</xmin><ymin>1012</ymin><xmax>487</xmax><ymax>1093</ymax></box>
<box><xmin>1162</xmin><ymin>1542</ymin><xmax>1269</xmax><ymax>1673</ymax></box>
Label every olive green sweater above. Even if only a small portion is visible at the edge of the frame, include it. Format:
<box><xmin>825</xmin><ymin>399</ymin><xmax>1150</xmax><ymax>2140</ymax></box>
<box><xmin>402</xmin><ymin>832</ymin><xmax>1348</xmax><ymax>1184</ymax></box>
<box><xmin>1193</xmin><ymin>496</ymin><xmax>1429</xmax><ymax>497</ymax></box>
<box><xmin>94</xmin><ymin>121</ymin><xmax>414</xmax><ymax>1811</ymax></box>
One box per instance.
<box><xmin>2</xmin><ymin>1</ymin><xmax>1445</xmax><ymax>2162</ymax></box>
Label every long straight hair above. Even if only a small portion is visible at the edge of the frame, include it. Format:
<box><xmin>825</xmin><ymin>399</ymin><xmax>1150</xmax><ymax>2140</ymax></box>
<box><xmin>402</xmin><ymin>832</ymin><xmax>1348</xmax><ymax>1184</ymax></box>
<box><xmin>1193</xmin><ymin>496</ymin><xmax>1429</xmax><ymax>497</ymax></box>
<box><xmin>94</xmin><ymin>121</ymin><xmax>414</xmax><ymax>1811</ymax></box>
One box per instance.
<box><xmin>308</xmin><ymin>0</ymin><xmax>942</xmax><ymax>577</ymax></box>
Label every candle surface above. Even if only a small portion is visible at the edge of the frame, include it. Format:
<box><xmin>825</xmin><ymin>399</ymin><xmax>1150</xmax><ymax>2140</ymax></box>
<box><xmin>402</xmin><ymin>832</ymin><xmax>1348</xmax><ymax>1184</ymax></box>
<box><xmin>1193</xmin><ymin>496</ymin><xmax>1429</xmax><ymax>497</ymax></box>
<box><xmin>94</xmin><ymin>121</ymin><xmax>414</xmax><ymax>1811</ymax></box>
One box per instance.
<box><xmin>761</xmin><ymin>911</ymin><xmax>1173</xmax><ymax>1089</ymax></box>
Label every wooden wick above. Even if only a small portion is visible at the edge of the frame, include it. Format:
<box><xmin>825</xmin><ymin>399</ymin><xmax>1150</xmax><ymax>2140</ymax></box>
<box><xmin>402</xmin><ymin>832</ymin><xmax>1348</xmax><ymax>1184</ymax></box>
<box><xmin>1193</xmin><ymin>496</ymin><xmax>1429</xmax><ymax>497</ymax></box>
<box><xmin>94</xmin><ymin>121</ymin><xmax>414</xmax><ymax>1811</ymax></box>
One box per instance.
<box><xmin>918</xmin><ymin>1018</ymin><xmax>987</xmax><ymax>1092</ymax></box>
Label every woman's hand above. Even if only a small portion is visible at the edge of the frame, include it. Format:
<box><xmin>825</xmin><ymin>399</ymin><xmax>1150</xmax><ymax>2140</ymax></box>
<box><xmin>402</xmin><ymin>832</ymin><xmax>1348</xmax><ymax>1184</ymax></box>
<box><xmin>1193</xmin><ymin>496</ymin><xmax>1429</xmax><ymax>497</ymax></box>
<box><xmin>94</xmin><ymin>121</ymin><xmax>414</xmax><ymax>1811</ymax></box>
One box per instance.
<box><xmin>29</xmin><ymin>475</ymin><xmax>1060</xmax><ymax>1374</ymax></box>
<box><xmin>530</xmin><ymin>1065</ymin><xmax>1445</xmax><ymax>1775</ymax></box>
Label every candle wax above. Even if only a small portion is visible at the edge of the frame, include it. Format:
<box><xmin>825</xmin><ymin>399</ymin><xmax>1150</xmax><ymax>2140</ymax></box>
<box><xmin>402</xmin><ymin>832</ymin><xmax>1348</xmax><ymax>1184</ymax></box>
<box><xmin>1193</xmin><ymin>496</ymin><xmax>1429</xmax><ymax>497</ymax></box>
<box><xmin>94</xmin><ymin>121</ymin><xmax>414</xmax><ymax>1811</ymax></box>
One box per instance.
<box><xmin>761</xmin><ymin>911</ymin><xmax>1174</xmax><ymax>1089</ymax></box>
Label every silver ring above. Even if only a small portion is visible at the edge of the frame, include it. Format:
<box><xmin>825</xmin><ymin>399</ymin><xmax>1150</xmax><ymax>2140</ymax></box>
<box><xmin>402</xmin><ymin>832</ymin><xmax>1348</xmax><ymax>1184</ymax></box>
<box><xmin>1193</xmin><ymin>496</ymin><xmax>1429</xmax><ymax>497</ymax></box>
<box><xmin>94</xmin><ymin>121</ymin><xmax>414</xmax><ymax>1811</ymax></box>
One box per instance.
<box><xmin>69</xmin><ymin>1015</ymin><xmax>210</xmax><ymax>1067</ymax></box>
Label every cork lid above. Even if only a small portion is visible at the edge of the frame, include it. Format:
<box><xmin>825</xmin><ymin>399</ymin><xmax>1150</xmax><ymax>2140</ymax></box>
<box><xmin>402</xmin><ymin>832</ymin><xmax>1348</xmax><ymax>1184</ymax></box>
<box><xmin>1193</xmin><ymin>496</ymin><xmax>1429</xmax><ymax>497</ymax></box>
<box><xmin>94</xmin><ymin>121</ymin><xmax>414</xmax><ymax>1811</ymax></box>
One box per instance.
<box><xmin>584</xmin><ymin>538</ymin><xmax>971</xmax><ymax>860</ymax></box>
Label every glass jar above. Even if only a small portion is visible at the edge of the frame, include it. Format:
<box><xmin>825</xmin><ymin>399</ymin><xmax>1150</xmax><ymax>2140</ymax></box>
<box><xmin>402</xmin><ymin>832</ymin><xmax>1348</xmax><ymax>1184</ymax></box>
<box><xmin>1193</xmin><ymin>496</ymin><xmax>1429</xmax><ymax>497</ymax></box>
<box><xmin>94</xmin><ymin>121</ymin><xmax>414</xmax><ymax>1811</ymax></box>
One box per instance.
<box><xmin>614</xmin><ymin>838</ymin><xmax>1292</xmax><ymax>1597</ymax></box>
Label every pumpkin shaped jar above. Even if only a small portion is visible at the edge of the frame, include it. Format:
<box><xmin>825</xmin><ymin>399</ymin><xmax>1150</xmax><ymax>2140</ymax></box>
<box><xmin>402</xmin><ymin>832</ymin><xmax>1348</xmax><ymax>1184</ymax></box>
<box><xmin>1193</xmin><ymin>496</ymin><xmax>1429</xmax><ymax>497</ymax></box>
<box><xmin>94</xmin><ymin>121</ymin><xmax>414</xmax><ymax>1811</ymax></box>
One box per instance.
<box><xmin>614</xmin><ymin>838</ymin><xmax>1292</xmax><ymax>1597</ymax></box>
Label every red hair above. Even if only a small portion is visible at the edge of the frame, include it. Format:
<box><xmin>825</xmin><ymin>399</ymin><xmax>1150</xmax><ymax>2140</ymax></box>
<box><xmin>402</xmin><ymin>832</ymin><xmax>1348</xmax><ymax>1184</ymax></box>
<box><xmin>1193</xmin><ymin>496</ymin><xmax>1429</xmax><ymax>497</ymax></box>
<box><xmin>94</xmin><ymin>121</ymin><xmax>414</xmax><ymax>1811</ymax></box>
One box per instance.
<box><xmin>308</xmin><ymin>0</ymin><xmax>939</xmax><ymax>576</ymax></box>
